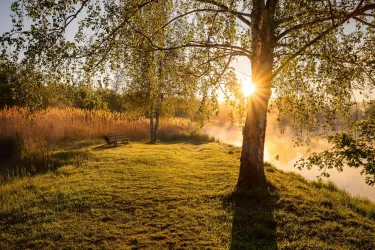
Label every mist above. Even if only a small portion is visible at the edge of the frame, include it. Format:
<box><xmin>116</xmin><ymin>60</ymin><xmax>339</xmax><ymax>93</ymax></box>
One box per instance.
<box><xmin>203</xmin><ymin>105</ymin><xmax>375</xmax><ymax>201</ymax></box>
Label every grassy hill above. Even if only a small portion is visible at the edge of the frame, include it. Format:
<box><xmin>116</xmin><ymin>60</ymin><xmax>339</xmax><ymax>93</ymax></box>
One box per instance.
<box><xmin>1</xmin><ymin>141</ymin><xmax>375</xmax><ymax>249</ymax></box>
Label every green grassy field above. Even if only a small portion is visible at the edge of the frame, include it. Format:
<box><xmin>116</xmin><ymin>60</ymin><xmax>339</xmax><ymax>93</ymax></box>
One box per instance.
<box><xmin>1</xmin><ymin>141</ymin><xmax>375</xmax><ymax>249</ymax></box>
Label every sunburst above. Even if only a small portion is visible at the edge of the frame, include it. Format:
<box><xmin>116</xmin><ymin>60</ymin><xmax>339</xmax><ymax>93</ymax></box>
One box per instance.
<box><xmin>242</xmin><ymin>79</ymin><xmax>256</xmax><ymax>97</ymax></box>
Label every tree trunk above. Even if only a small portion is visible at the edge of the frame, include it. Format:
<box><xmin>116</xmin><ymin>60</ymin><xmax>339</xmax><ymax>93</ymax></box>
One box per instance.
<box><xmin>237</xmin><ymin>84</ymin><xmax>271</xmax><ymax>189</ymax></box>
<box><xmin>237</xmin><ymin>53</ymin><xmax>273</xmax><ymax>190</ymax></box>
<box><xmin>236</xmin><ymin>0</ymin><xmax>276</xmax><ymax>190</ymax></box>
<box><xmin>151</xmin><ymin>98</ymin><xmax>161</xmax><ymax>144</ymax></box>
<box><xmin>149</xmin><ymin>112</ymin><xmax>154</xmax><ymax>144</ymax></box>
<box><xmin>153</xmin><ymin>111</ymin><xmax>160</xmax><ymax>143</ymax></box>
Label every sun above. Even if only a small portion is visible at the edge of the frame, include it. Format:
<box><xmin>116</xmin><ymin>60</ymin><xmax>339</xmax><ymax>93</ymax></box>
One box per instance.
<box><xmin>242</xmin><ymin>79</ymin><xmax>256</xmax><ymax>97</ymax></box>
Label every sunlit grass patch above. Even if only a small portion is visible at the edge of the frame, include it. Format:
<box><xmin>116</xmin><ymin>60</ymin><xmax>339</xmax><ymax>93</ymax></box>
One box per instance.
<box><xmin>0</xmin><ymin>142</ymin><xmax>375</xmax><ymax>249</ymax></box>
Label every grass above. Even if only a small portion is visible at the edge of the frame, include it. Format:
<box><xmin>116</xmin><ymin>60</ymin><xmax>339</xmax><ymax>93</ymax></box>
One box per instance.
<box><xmin>1</xmin><ymin>141</ymin><xmax>375</xmax><ymax>249</ymax></box>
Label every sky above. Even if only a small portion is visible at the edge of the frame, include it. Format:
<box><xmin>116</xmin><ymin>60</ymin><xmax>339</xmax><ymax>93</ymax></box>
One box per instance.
<box><xmin>0</xmin><ymin>0</ymin><xmax>14</xmax><ymax>35</ymax></box>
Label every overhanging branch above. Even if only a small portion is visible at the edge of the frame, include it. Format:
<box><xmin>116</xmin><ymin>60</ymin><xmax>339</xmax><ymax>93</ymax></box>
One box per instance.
<box><xmin>272</xmin><ymin>0</ymin><xmax>372</xmax><ymax>79</ymax></box>
<box><xmin>196</xmin><ymin>0</ymin><xmax>252</xmax><ymax>26</ymax></box>
<box><xmin>133</xmin><ymin>27</ymin><xmax>251</xmax><ymax>56</ymax></box>
<box><xmin>352</xmin><ymin>16</ymin><xmax>375</xmax><ymax>29</ymax></box>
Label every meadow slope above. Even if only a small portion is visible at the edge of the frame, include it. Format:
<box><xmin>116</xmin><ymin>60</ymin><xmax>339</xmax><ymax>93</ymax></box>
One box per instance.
<box><xmin>1</xmin><ymin>141</ymin><xmax>375</xmax><ymax>249</ymax></box>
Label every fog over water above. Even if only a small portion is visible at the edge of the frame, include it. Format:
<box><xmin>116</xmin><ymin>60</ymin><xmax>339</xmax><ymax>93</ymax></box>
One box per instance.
<box><xmin>203</xmin><ymin>109</ymin><xmax>375</xmax><ymax>201</ymax></box>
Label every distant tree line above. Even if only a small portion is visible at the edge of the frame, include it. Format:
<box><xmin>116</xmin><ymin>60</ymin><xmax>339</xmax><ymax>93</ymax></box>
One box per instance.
<box><xmin>0</xmin><ymin>56</ymin><xmax>199</xmax><ymax>121</ymax></box>
<box><xmin>0</xmin><ymin>56</ymin><xmax>111</xmax><ymax>110</ymax></box>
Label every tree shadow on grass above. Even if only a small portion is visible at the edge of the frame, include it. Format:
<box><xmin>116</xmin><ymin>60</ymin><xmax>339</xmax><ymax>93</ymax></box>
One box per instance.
<box><xmin>160</xmin><ymin>140</ymin><xmax>214</xmax><ymax>145</ymax></box>
<box><xmin>55</xmin><ymin>139</ymin><xmax>102</xmax><ymax>150</ymax></box>
<box><xmin>92</xmin><ymin>142</ymin><xmax>131</xmax><ymax>151</ymax></box>
<box><xmin>158</xmin><ymin>131</ymin><xmax>216</xmax><ymax>145</ymax></box>
<box><xmin>51</xmin><ymin>149</ymin><xmax>91</xmax><ymax>167</ymax></box>
<box><xmin>223</xmin><ymin>184</ymin><xmax>278</xmax><ymax>250</ymax></box>
<box><xmin>0</xmin><ymin>146</ymin><xmax>92</xmax><ymax>183</ymax></box>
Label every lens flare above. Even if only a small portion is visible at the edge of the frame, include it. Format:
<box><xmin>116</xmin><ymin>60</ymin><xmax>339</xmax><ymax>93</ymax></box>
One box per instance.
<box><xmin>242</xmin><ymin>80</ymin><xmax>256</xmax><ymax>97</ymax></box>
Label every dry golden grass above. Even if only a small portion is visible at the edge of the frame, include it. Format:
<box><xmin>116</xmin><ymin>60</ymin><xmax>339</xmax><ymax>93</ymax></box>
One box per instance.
<box><xmin>0</xmin><ymin>106</ymin><xmax>198</xmax><ymax>143</ymax></box>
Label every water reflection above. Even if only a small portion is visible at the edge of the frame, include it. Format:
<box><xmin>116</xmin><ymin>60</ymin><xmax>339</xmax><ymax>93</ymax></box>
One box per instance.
<box><xmin>203</xmin><ymin>119</ymin><xmax>375</xmax><ymax>201</ymax></box>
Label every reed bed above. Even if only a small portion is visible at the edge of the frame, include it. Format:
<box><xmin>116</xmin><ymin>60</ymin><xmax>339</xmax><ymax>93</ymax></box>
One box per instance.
<box><xmin>0</xmin><ymin>106</ymin><xmax>199</xmax><ymax>143</ymax></box>
<box><xmin>0</xmin><ymin>107</ymin><xmax>209</xmax><ymax>182</ymax></box>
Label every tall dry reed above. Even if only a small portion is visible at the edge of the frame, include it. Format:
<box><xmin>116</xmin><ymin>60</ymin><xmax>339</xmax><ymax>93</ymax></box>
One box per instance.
<box><xmin>0</xmin><ymin>106</ymin><xmax>199</xmax><ymax>143</ymax></box>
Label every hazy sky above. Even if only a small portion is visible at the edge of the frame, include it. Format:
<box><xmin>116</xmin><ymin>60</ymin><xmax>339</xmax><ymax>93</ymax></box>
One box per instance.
<box><xmin>0</xmin><ymin>1</ymin><xmax>14</xmax><ymax>35</ymax></box>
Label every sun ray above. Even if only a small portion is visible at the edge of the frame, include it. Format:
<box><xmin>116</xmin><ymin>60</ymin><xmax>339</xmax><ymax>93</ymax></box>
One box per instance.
<box><xmin>242</xmin><ymin>79</ymin><xmax>256</xmax><ymax>97</ymax></box>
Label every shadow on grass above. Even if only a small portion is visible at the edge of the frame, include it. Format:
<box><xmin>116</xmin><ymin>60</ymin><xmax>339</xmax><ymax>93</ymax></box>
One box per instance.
<box><xmin>92</xmin><ymin>142</ymin><xmax>130</xmax><ymax>151</ymax></box>
<box><xmin>51</xmin><ymin>149</ymin><xmax>91</xmax><ymax>168</ymax></box>
<box><xmin>55</xmin><ymin>139</ymin><xmax>102</xmax><ymax>150</ymax></box>
<box><xmin>158</xmin><ymin>131</ymin><xmax>216</xmax><ymax>145</ymax></box>
<box><xmin>0</xmin><ymin>147</ymin><xmax>91</xmax><ymax>183</ymax></box>
<box><xmin>160</xmin><ymin>140</ymin><xmax>215</xmax><ymax>145</ymax></box>
<box><xmin>223</xmin><ymin>184</ymin><xmax>278</xmax><ymax>250</ymax></box>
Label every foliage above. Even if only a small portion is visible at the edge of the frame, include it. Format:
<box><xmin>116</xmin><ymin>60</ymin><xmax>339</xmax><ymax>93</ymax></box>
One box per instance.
<box><xmin>71</xmin><ymin>83</ymin><xmax>109</xmax><ymax>110</ymax></box>
<box><xmin>0</xmin><ymin>56</ymin><xmax>44</xmax><ymax>110</ymax></box>
<box><xmin>1</xmin><ymin>0</ymin><xmax>237</xmax><ymax>121</ymax></box>
<box><xmin>0</xmin><ymin>57</ymin><xmax>121</xmax><ymax>111</ymax></box>
<box><xmin>0</xmin><ymin>57</ymin><xmax>17</xmax><ymax>108</ymax></box>
<box><xmin>296</xmin><ymin>114</ymin><xmax>375</xmax><ymax>186</ymax></box>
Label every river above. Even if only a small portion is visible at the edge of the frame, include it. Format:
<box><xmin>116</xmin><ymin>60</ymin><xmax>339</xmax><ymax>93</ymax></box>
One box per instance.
<box><xmin>203</xmin><ymin>115</ymin><xmax>375</xmax><ymax>201</ymax></box>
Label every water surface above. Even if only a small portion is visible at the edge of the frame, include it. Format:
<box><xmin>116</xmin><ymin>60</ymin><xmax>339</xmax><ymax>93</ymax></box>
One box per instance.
<box><xmin>203</xmin><ymin>118</ymin><xmax>375</xmax><ymax>201</ymax></box>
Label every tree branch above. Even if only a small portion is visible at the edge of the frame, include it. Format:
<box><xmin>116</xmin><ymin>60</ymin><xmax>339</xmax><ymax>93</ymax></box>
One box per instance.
<box><xmin>152</xmin><ymin>9</ymin><xmax>232</xmax><ymax>37</ymax></box>
<box><xmin>196</xmin><ymin>51</ymin><xmax>243</xmax><ymax>68</ymax></box>
<box><xmin>196</xmin><ymin>0</ymin><xmax>252</xmax><ymax>26</ymax></box>
<box><xmin>63</xmin><ymin>0</ymin><xmax>90</xmax><ymax>30</ymax></box>
<box><xmin>273</xmin><ymin>0</ymin><xmax>369</xmax><ymax>79</ymax></box>
<box><xmin>352</xmin><ymin>16</ymin><xmax>375</xmax><ymax>29</ymax></box>
<box><xmin>276</xmin><ymin>16</ymin><xmax>335</xmax><ymax>41</ymax></box>
<box><xmin>216</xmin><ymin>54</ymin><xmax>233</xmax><ymax>84</ymax></box>
<box><xmin>327</xmin><ymin>0</ymin><xmax>336</xmax><ymax>26</ymax></box>
<box><xmin>133</xmin><ymin>27</ymin><xmax>251</xmax><ymax>56</ymax></box>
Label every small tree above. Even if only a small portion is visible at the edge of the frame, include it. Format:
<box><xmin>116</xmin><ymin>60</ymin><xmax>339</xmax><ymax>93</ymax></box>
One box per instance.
<box><xmin>124</xmin><ymin>46</ymin><xmax>199</xmax><ymax>143</ymax></box>
<box><xmin>119</xmin><ymin>0</ymin><xmax>200</xmax><ymax>143</ymax></box>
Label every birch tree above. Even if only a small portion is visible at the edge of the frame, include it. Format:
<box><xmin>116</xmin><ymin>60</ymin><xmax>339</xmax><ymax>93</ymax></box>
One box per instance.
<box><xmin>2</xmin><ymin>0</ymin><xmax>375</xmax><ymax>189</ymax></box>
<box><xmin>121</xmin><ymin>0</ymin><xmax>200</xmax><ymax>143</ymax></box>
